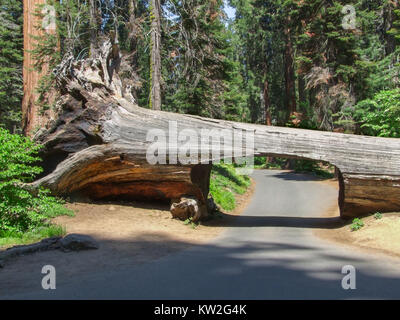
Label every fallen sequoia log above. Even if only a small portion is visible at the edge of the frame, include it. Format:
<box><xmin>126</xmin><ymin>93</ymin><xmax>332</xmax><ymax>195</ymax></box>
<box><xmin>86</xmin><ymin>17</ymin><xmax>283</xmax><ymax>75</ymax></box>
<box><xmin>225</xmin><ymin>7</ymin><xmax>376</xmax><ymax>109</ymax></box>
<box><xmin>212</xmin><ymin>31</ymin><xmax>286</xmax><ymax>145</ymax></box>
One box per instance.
<box><xmin>28</xmin><ymin>40</ymin><xmax>400</xmax><ymax>221</ymax></box>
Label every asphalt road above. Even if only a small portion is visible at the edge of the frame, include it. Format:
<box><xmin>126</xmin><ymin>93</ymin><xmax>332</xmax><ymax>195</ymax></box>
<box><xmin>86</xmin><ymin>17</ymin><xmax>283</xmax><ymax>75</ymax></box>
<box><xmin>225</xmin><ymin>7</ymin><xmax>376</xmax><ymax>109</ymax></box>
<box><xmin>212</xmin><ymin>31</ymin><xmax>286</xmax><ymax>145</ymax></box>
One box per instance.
<box><xmin>3</xmin><ymin>170</ymin><xmax>400</xmax><ymax>299</ymax></box>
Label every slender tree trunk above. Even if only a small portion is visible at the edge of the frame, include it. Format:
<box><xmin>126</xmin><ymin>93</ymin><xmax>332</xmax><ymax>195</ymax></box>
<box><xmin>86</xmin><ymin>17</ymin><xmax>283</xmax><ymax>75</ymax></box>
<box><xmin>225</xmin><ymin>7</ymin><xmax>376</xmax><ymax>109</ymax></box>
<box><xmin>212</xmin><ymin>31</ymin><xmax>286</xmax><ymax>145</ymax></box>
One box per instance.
<box><xmin>298</xmin><ymin>75</ymin><xmax>306</xmax><ymax>107</ymax></box>
<box><xmin>382</xmin><ymin>1</ymin><xmax>398</xmax><ymax>55</ymax></box>
<box><xmin>149</xmin><ymin>0</ymin><xmax>162</xmax><ymax>110</ymax></box>
<box><xmin>89</xmin><ymin>0</ymin><xmax>97</xmax><ymax>57</ymax></box>
<box><xmin>263</xmin><ymin>69</ymin><xmax>273</xmax><ymax>164</ymax></box>
<box><xmin>283</xmin><ymin>21</ymin><xmax>296</xmax><ymax>118</ymax></box>
<box><xmin>129</xmin><ymin>0</ymin><xmax>138</xmax><ymax>56</ymax></box>
<box><xmin>22</xmin><ymin>0</ymin><xmax>55</xmax><ymax>136</ymax></box>
<box><xmin>263</xmin><ymin>77</ymin><xmax>271</xmax><ymax>126</ymax></box>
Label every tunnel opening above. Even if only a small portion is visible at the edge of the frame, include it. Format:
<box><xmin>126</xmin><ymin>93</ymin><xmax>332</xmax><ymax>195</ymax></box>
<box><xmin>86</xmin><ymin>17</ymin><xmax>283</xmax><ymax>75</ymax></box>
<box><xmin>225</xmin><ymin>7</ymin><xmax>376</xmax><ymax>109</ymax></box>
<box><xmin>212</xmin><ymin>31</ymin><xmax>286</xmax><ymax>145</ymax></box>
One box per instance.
<box><xmin>218</xmin><ymin>155</ymin><xmax>343</xmax><ymax>220</ymax></box>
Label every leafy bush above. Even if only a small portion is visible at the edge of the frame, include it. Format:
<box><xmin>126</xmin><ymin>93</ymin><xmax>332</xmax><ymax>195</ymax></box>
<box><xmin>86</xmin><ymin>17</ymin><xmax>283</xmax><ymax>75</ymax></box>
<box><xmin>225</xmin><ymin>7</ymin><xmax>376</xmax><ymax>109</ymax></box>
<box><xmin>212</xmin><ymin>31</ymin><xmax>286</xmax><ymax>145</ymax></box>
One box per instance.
<box><xmin>254</xmin><ymin>156</ymin><xmax>267</xmax><ymax>167</ymax></box>
<box><xmin>350</xmin><ymin>218</ymin><xmax>365</xmax><ymax>232</ymax></box>
<box><xmin>352</xmin><ymin>89</ymin><xmax>400</xmax><ymax>138</ymax></box>
<box><xmin>0</xmin><ymin>128</ymin><xmax>73</xmax><ymax>234</ymax></box>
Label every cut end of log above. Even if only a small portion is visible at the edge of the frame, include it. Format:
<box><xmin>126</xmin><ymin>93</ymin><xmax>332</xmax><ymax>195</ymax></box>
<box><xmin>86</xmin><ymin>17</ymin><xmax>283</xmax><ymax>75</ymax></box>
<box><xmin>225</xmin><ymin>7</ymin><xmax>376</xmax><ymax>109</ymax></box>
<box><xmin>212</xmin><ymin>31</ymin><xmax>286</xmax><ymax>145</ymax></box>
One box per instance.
<box><xmin>339</xmin><ymin>173</ymin><xmax>400</xmax><ymax>220</ymax></box>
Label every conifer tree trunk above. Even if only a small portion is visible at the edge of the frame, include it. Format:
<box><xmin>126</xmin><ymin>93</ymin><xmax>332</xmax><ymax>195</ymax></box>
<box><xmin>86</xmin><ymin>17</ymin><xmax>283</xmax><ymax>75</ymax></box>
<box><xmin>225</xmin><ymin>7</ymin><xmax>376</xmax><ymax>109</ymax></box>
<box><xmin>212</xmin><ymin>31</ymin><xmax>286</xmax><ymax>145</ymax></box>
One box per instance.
<box><xmin>283</xmin><ymin>20</ymin><xmax>296</xmax><ymax>118</ymax></box>
<box><xmin>22</xmin><ymin>0</ymin><xmax>45</xmax><ymax>133</ymax></box>
<box><xmin>129</xmin><ymin>0</ymin><xmax>138</xmax><ymax>57</ymax></box>
<box><xmin>298</xmin><ymin>75</ymin><xmax>306</xmax><ymax>106</ymax></box>
<box><xmin>149</xmin><ymin>0</ymin><xmax>162</xmax><ymax>111</ymax></box>
<box><xmin>22</xmin><ymin>0</ymin><xmax>50</xmax><ymax>135</ymax></box>
<box><xmin>263</xmin><ymin>78</ymin><xmax>271</xmax><ymax>126</ymax></box>
<box><xmin>263</xmin><ymin>72</ymin><xmax>272</xmax><ymax>164</ymax></box>
<box><xmin>383</xmin><ymin>0</ymin><xmax>398</xmax><ymax>55</ymax></box>
<box><xmin>89</xmin><ymin>0</ymin><xmax>98</xmax><ymax>57</ymax></box>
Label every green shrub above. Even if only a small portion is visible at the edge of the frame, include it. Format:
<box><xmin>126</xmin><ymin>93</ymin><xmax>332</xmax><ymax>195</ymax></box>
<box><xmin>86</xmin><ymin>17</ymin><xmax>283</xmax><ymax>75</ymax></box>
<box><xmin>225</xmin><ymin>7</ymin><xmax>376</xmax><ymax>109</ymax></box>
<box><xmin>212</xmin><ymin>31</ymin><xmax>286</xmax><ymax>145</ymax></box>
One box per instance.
<box><xmin>353</xmin><ymin>89</ymin><xmax>400</xmax><ymax>138</ymax></box>
<box><xmin>350</xmin><ymin>218</ymin><xmax>365</xmax><ymax>232</ymax></box>
<box><xmin>0</xmin><ymin>128</ymin><xmax>73</xmax><ymax>234</ymax></box>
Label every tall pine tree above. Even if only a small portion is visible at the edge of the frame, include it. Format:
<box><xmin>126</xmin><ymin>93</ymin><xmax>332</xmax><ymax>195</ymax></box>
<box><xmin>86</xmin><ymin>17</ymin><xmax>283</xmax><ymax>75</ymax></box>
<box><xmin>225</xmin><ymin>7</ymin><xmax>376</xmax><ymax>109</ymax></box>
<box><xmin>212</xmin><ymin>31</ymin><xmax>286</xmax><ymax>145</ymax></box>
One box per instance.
<box><xmin>0</xmin><ymin>0</ymin><xmax>23</xmax><ymax>131</ymax></box>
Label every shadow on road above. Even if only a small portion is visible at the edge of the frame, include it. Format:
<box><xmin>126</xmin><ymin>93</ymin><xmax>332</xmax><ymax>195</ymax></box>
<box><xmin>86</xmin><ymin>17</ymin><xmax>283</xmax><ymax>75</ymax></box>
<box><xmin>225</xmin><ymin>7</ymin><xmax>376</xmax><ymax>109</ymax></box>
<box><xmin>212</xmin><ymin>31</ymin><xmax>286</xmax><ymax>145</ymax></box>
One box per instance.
<box><xmin>2</xmin><ymin>232</ymin><xmax>400</xmax><ymax>299</ymax></box>
<box><xmin>265</xmin><ymin>171</ymin><xmax>335</xmax><ymax>182</ymax></box>
<box><xmin>204</xmin><ymin>214</ymin><xmax>345</xmax><ymax>229</ymax></box>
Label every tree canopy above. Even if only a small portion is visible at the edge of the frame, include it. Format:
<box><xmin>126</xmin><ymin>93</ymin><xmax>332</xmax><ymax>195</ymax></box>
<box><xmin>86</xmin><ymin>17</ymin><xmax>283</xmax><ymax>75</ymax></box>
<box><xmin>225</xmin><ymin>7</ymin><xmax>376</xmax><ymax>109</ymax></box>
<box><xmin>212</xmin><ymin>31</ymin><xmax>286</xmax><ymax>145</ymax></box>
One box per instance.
<box><xmin>1</xmin><ymin>0</ymin><xmax>399</xmax><ymax>136</ymax></box>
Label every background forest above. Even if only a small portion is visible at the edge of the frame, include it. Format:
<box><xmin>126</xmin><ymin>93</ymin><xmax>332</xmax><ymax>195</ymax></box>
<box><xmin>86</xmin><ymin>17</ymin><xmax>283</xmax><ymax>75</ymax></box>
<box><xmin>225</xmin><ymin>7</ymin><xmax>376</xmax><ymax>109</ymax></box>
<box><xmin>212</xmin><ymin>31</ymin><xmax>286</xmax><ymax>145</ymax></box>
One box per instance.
<box><xmin>1</xmin><ymin>0</ymin><xmax>400</xmax><ymax>137</ymax></box>
<box><xmin>1</xmin><ymin>0</ymin><xmax>399</xmax><ymax>137</ymax></box>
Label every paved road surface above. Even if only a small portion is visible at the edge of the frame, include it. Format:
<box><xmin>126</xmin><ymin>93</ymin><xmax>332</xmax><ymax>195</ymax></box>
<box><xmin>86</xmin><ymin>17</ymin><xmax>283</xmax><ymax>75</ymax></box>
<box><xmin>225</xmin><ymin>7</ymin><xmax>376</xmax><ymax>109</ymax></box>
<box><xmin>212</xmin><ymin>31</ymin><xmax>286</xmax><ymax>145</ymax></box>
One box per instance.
<box><xmin>3</xmin><ymin>170</ymin><xmax>400</xmax><ymax>299</ymax></box>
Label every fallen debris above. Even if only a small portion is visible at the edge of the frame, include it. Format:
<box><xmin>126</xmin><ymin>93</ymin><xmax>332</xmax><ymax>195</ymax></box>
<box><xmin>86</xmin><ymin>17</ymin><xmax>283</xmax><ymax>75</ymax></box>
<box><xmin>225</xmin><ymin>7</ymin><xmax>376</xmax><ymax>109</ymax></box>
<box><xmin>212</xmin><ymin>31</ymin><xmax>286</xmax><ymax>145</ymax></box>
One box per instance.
<box><xmin>59</xmin><ymin>234</ymin><xmax>99</xmax><ymax>252</ymax></box>
<box><xmin>0</xmin><ymin>234</ymin><xmax>99</xmax><ymax>267</ymax></box>
<box><xmin>170</xmin><ymin>196</ymin><xmax>207</xmax><ymax>222</ymax></box>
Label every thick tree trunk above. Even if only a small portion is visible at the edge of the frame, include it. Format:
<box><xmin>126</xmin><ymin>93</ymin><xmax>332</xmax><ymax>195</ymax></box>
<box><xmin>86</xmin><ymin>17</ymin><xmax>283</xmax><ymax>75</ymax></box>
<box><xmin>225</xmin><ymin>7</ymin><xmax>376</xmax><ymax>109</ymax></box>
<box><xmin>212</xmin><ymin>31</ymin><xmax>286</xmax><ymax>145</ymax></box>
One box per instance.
<box><xmin>149</xmin><ymin>0</ymin><xmax>162</xmax><ymax>110</ymax></box>
<box><xmin>29</xmin><ymin>39</ymin><xmax>400</xmax><ymax>221</ymax></box>
<box><xmin>22</xmin><ymin>0</ymin><xmax>56</xmax><ymax>136</ymax></box>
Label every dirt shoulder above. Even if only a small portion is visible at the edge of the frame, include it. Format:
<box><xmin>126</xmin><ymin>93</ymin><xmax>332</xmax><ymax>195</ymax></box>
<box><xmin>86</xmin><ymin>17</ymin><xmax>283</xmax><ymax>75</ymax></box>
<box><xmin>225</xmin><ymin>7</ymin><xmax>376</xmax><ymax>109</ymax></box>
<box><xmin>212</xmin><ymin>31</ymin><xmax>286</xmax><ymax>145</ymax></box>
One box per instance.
<box><xmin>0</xmin><ymin>179</ymin><xmax>255</xmax><ymax>297</ymax></box>
<box><xmin>314</xmin><ymin>179</ymin><xmax>400</xmax><ymax>259</ymax></box>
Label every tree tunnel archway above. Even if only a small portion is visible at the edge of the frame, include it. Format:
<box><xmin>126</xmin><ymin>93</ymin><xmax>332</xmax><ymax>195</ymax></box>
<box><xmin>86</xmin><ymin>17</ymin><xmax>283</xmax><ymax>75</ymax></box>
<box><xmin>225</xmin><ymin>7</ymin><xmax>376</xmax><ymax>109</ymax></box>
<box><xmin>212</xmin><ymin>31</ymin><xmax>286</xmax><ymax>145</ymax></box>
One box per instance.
<box><xmin>28</xmin><ymin>44</ymin><xmax>400</xmax><ymax>221</ymax></box>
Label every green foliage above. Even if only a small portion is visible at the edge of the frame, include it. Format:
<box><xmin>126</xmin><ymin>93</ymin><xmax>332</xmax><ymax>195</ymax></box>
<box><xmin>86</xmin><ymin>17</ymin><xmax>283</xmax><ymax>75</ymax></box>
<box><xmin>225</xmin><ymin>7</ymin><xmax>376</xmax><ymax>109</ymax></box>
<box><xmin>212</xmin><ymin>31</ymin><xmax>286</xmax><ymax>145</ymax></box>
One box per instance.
<box><xmin>253</xmin><ymin>156</ymin><xmax>268</xmax><ymax>169</ymax></box>
<box><xmin>374</xmin><ymin>212</ymin><xmax>383</xmax><ymax>220</ymax></box>
<box><xmin>0</xmin><ymin>128</ymin><xmax>73</xmax><ymax>234</ymax></box>
<box><xmin>209</xmin><ymin>163</ymin><xmax>250</xmax><ymax>211</ymax></box>
<box><xmin>388</xmin><ymin>9</ymin><xmax>400</xmax><ymax>43</ymax></box>
<box><xmin>293</xmin><ymin>159</ymin><xmax>335</xmax><ymax>179</ymax></box>
<box><xmin>183</xmin><ymin>217</ymin><xmax>198</xmax><ymax>229</ymax></box>
<box><xmin>162</xmin><ymin>0</ymin><xmax>241</xmax><ymax>119</ymax></box>
<box><xmin>0</xmin><ymin>225</ymin><xmax>66</xmax><ymax>247</ymax></box>
<box><xmin>254</xmin><ymin>156</ymin><xmax>334</xmax><ymax>178</ymax></box>
<box><xmin>350</xmin><ymin>218</ymin><xmax>364</xmax><ymax>232</ymax></box>
<box><xmin>23</xmin><ymin>0</ymin><xmax>400</xmax><ymax>133</ymax></box>
<box><xmin>350</xmin><ymin>89</ymin><xmax>400</xmax><ymax>137</ymax></box>
<box><xmin>231</xmin><ymin>0</ymin><xmax>286</xmax><ymax>124</ymax></box>
<box><xmin>0</xmin><ymin>0</ymin><xmax>23</xmax><ymax>131</ymax></box>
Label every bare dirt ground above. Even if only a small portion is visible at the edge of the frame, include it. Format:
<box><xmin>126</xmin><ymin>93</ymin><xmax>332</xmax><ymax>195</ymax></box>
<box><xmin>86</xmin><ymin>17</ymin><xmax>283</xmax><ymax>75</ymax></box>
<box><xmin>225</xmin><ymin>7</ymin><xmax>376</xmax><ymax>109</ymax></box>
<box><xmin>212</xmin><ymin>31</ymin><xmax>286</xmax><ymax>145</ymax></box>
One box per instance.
<box><xmin>0</xmin><ymin>181</ymin><xmax>255</xmax><ymax>296</ymax></box>
<box><xmin>314</xmin><ymin>179</ymin><xmax>400</xmax><ymax>259</ymax></box>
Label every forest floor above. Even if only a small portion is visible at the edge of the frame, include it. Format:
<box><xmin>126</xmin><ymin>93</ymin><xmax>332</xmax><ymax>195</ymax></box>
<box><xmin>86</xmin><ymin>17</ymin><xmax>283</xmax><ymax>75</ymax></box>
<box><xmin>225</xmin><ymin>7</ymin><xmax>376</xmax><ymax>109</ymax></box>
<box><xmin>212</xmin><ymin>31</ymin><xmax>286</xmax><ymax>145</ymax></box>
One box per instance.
<box><xmin>0</xmin><ymin>180</ymin><xmax>255</xmax><ymax>295</ymax></box>
<box><xmin>314</xmin><ymin>180</ymin><xmax>400</xmax><ymax>259</ymax></box>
